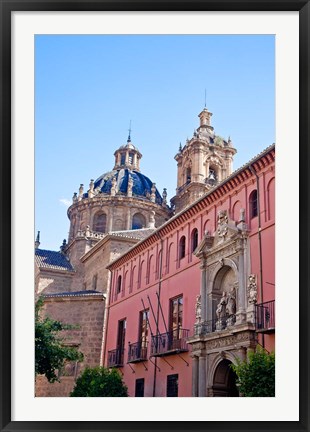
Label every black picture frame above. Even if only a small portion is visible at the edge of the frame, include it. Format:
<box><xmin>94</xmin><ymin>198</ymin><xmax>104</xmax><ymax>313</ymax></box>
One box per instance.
<box><xmin>1</xmin><ymin>1</ymin><xmax>309</xmax><ymax>431</ymax></box>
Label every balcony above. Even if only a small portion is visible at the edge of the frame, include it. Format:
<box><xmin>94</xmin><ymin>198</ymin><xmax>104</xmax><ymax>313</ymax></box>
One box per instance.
<box><xmin>194</xmin><ymin>315</ymin><xmax>236</xmax><ymax>336</ymax></box>
<box><xmin>151</xmin><ymin>329</ymin><xmax>189</xmax><ymax>357</ymax></box>
<box><xmin>107</xmin><ymin>348</ymin><xmax>124</xmax><ymax>368</ymax></box>
<box><xmin>127</xmin><ymin>341</ymin><xmax>148</xmax><ymax>363</ymax></box>
<box><xmin>255</xmin><ymin>300</ymin><xmax>275</xmax><ymax>333</ymax></box>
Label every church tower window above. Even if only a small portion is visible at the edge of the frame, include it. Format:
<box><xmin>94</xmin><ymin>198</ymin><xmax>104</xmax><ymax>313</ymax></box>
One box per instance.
<box><xmin>132</xmin><ymin>213</ymin><xmax>146</xmax><ymax>230</ymax></box>
<box><xmin>93</xmin><ymin>212</ymin><xmax>107</xmax><ymax>233</ymax></box>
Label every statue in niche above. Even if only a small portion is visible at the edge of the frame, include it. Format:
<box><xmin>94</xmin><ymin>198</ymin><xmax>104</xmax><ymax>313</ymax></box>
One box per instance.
<box><xmin>216</xmin><ymin>291</ymin><xmax>227</xmax><ymax>320</ymax></box>
<box><xmin>248</xmin><ymin>274</ymin><xmax>257</xmax><ymax>304</ymax></box>
<box><xmin>226</xmin><ymin>286</ymin><xmax>236</xmax><ymax>323</ymax></box>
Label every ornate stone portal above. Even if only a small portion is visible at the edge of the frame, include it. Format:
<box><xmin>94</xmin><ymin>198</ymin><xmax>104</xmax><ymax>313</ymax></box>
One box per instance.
<box><xmin>187</xmin><ymin>209</ymin><xmax>257</xmax><ymax>397</ymax></box>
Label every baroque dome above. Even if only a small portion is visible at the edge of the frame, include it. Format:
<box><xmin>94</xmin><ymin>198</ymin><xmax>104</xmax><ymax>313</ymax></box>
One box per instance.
<box><xmin>90</xmin><ymin>168</ymin><xmax>163</xmax><ymax>205</ymax></box>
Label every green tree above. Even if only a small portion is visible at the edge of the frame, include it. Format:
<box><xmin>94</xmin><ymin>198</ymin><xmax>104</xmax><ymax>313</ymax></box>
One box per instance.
<box><xmin>231</xmin><ymin>347</ymin><xmax>275</xmax><ymax>397</ymax></box>
<box><xmin>35</xmin><ymin>297</ymin><xmax>83</xmax><ymax>383</ymax></box>
<box><xmin>70</xmin><ymin>366</ymin><xmax>128</xmax><ymax>397</ymax></box>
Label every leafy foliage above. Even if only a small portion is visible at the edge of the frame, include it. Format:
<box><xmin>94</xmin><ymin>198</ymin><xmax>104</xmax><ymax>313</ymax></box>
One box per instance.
<box><xmin>35</xmin><ymin>297</ymin><xmax>83</xmax><ymax>383</ymax></box>
<box><xmin>70</xmin><ymin>366</ymin><xmax>128</xmax><ymax>397</ymax></box>
<box><xmin>231</xmin><ymin>347</ymin><xmax>275</xmax><ymax>397</ymax></box>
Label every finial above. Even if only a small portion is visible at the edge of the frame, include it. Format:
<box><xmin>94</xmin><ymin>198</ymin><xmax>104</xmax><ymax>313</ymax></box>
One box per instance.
<box><xmin>179</xmin><ymin>142</ymin><xmax>182</xmax><ymax>152</ymax></box>
<box><xmin>204</xmin><ymin>89</ymin><xmax>207</xmax><ymax>108</ymax></box>
<box><xmin>35</xmin><ymin>231</ymin><xmax>40</xmax><ymax>249</ymax></box>
<box><xmin>60</xmin><ymin>239</ymin><xmax>67</xmax><ymax>253</ymax></box>
<box><xmin>127</xmin><ymin>120</ymin><xmax>132</xmax><ymax>142</ymax></box>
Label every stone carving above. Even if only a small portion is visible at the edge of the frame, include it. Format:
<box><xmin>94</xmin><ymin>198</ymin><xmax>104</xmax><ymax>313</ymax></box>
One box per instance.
<box><xmin>226</xmin><ymin>287</ymin><xmax>236</xmax><ymax>316</ymax></box>
<box><xmin>162</xmin><ymin>188</ymin><xmax>167</xmax><ymax>205</ymax></box>
<box><xmin>247</xmin><ymin>274</ymin><xmax>258</xmax><ymax>304</ymax></box>
<box><xmin>148</xmin><ymin>210</ymin><xmax>156</xmax><ymax>228</ymax></box>
<box><xmin>215</xmin><ymin>287</ymin><xmax>237</xmax><ymax>329</ymax></box>
<box><xmin>195</xmin><ymin>294</ymin><xmax>201</xmax><ymax>322</ymax></box>
<box><xmin>217</xmin><ymin>210</ymin><xmax>228</xmax><ymax>239</ymax></box>
<box><xmin>78</xmin><ymin>184</ymin><xmax>84</xmax><ymax>201</ymax></box>
<box><xmin>150</xmin><ymin>183</ymin><xmax>156</xmax><ymax>202</ymax></box>
<box><xmin>205</xmin><ymin>331</ymin><xmax>254</xmax><ymax>350</ymax></box>
<box><xmin>216</xmin><ymin>292</ymin><xmax>228</xmax><ymax>330</ymax></box>
<box><xmin>209</xmin><ymin>154</ymin><xmax>223</xmax><ymax>166</ymax></box>
<box><xmin>226</xmin><ymin>287</ymin><xmax>236</xmax><ymax>326</ymax></box>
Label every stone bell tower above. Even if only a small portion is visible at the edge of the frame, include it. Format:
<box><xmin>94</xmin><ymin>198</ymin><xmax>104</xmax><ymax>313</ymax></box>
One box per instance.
<box><xmin>171</xmin><ymin>107</ymin><xmax>237</xmax><ymax>213</ymax></box>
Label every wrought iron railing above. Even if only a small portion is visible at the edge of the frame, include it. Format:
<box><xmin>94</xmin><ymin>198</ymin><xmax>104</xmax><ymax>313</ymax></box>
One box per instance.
<box><xmin>151</xmin><ymin>329</ymin><xmax>189</xmax><ymax>356</ymax></box>
<box><xmin>194</xmin><ymin>315</ymin><xmax>236</xmax><ymax>336</ymax></box>
<box><xmin>107</xmin><ymin>348</ymin><xmax>124</xmax><ymax>367</ymax></box>
<box><xmin>255</xmin><ymin>300</ymin><xmax>275</xmax><ymax>333</ymax></box>
<box><xmin>127</xmin><ymin>341</ymin><xmax>148</xmax><ymax>363</ymax></box>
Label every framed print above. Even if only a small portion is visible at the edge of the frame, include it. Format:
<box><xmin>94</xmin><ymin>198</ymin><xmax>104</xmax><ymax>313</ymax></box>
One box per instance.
<box><xmin>1</xmin><ymin>1</ymin><xmax>309</xmax><ymax>431</ymax></box>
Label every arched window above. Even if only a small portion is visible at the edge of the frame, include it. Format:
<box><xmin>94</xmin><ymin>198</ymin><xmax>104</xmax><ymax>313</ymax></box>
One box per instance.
<box><xmin>206</xmin><ymin>167</ymin><xmax>217</xmax><ymax>186</ymax></box>
<box><xmin>116</xmin><ymin>275</ymin><xmax>122</xmax><ymax>295</ymax></box>
<box><xmin>267</xmin><ymin>178</ymin><xmax>275</xmax><ymax>221</ymax></box>
<box><xmin>249</xmin><ymin>190</ymin><xmax>258</xmax><ymax>219</ymax></box>
<box><xmin>186</xmin><ymin>167</ymin><xmax>191</xmax><ymax>183</ymax></box>
<box><xmin>166</xmin><ymin>243</ymin><xmax>173</xmax><ymax>274</ymax></box>
<box><xmin>130</xmin><ymin>266</ymin><xmax>136</xmax><ymax>293</ymax></box>
<box><xmin>132</xmin><ymin>213</ymin><xmax>146</xmax><ymax>230</ymax></box>
<box><xmin>179</xmin><ymin>236</ymin><xmax>186</xmax><ymax>260</ymax></box>
<box><xmin>191</xmin><ymin>228</ymin><xmax>199</xmax><ymax>253</ymax></box>
<box><xmin>93</xmin><ymin>212</ymin><xmax>107</xmax><ymax>233</ymax></box>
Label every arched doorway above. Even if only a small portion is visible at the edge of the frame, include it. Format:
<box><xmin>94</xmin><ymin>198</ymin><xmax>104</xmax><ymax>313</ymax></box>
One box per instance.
<box><xmin>212</xmin><ymin>359</ymin><xmax>239</xmax><ymax>397</ymax></box>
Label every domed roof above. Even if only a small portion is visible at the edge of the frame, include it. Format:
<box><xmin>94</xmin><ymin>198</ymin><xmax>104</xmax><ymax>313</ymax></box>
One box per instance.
<box><xmin>87</xmin><ymin>168</ymin><xmax>163</xmax><ymax>205</ymax></box>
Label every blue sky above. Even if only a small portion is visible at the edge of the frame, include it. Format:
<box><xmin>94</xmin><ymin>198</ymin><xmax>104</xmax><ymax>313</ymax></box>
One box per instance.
<box><xmin>35</xmin><ymin>34</ymin><xmax>275</xmax><ymax>251</ymax></box>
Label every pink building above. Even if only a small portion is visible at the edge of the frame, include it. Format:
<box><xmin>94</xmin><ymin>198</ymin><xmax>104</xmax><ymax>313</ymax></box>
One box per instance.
<box><xmin>104</xmin><ymin>144</ymin><xmax>275</xmax><ymax>397</ymax></box>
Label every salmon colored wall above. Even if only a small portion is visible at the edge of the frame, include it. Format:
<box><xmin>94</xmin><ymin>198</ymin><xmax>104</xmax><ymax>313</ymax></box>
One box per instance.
<box><xmin>105</xmin><ymin>156</ymin><xmax>275</xmax><ymax>397</ymax></box>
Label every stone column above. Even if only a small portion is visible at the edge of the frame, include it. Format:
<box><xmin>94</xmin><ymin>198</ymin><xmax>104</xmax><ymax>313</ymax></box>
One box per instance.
<box><xmin>200</xmin><ymin>258</ymin><xmax>207</xmax><ymax>322</ymax></box>
<box><xmin>236</xmin><ymin>239</ymin><xmax>246</xmax><ymax>324</ymax></box>
<box><xmin>191</xmin><ymin>355</ymin><xmax>199</xmax><ymax>397</ymax></box>
<box><xmin>198</xmin><ymin>355</ymin><xmax>206</xmax><ymax>397</ymax></box>
<box><xmin>107</xmin><ymin>207</ymin><xmax>113</xmax><ymax>232</ymax></box>
<box><xmin>126</xmin><ymin>208</ymin><xmax>131</xmax><ymax>230</ymax></box>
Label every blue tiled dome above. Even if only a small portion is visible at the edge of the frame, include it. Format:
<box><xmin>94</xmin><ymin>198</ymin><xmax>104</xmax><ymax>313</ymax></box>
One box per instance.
<box><xmin>91</xmin><ymin>168</ymin><xmax>163</xmax><ymax>205</ymax></box>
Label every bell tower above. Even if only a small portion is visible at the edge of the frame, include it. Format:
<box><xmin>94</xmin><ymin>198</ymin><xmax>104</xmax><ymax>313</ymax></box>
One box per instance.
<box><xmin>171</xmin><ymin>107</ymin><xmax>237</xmax><ymax>213</ymax></box>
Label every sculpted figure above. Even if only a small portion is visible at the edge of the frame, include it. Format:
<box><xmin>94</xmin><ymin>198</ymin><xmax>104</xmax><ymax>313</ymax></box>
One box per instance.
<box><xmin>216</xmin><ymin>291</ymin><xmax>227</xmax><ymax>319</ymax></box>
<box><xmin>226</xmin><ymin>287</ymin><xmax>236</xmax><ymax>316</ymax></box>
<box><xmin>195</xmin><ymin>294</ymin><xmax>201</xmax><ymax>321</ymax></box>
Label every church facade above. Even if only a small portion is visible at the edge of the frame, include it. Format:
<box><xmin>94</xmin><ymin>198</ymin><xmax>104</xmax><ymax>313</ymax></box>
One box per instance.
<box><xmin>35</xmin><ymin>107</ymin><xmax>275</xmax><ymax>397</ymax></box>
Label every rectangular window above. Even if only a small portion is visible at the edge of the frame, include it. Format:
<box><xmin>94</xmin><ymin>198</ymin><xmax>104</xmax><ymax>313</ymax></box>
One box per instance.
<box><xmin>170</xmin><ymin>296</ymin><xmax>183</xmax><ymax>340</ymax></box>
<box><xmin>167</xmin><ymin>374</ymin><xmax>178</xmax><ymax>397</ymax></box>
<box><xmin>135</xmin><ymin>378</ymin><xmax>145</xmax><ymax>397</ymax></box>
<box><xmin>138</xmin><ymin>309</ymin><xmax>149</xmax><ymax>359</ymax></box>
<box><xmin>117</xmin><ymin>319</ymin><xmax>126</xmax><ymax>365</ymax></box>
